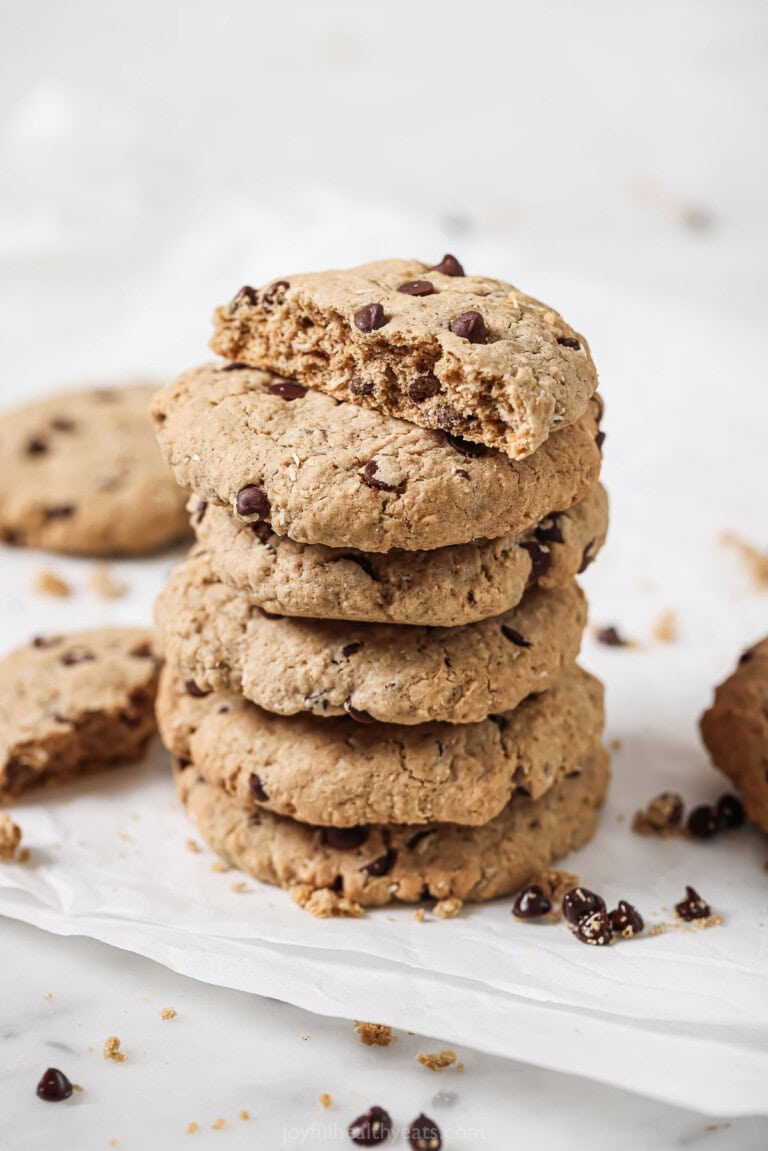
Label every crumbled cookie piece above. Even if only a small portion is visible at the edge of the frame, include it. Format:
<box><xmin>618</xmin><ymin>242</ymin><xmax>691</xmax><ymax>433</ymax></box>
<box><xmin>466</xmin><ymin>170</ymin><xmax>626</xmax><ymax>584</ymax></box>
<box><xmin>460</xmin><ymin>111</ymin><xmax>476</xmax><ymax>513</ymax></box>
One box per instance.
<box><xmin>160</xmin><ymin>1007</ymin><xmax>177</xmax><ymax>1021</ymax></box>
<box><xmin>34</xmin><ymin>570</ymin><xmax>71</xmax><ymax>598</ymax></box>
<box><xmin>434</xmin><ymin>897</ymin><xmax>463</xmax><ymax>919</ymax></box>
<box><xmin>211</xmin><ymin>860</ymin><xmax>229</xmax><ymax>873</ymax></box>
<box><xmin>229</xmin><ymin>881</ymin><xmax>248</xmax><ymax>893</ymax></box>
<box><xmin>355</xmin><ymin>1021</ymin><xmax>393</xmax><ymax>1047</ymax></box>
<box><xmin>211</xmin><ymin>1117</ymin><xmax>225</xmax><ymax>1130</ymax></box>
<box><xmin>721</xmin><ymin>532</ymin><xmax>768</xmax><ymax>588</ymax></box>
<box><xmin>185</xmin><ymin>839</ymin><xmax>201</xmax><ymax>853</ymax></box>
<box><xmin>318</xmin><ymin>1093</ymin><xmax>333</xmax><ymax>1109</ymax></box>
<box><xmin>653</xmin><ymin>611</ymin><xmax>677</xmax><ymax>643</ymax></box>
<box><xmin>90</xmin><ymin>563</ymin><xmax>127</xmax><ymax>599</ymax></box>
<box><xmin>290</xmin><ymin>884</ymin><xmax>365</xmax><ymax>919</ymax></box>
<box><xmin>185</xmin><ymin>1122</ymin><xmax>198</xmax><ymax>1134</ymax></box>
<box><xmin>417</xmin><ymin>1050</ymin><xmax>457</xmax><ymax>1072</ymax></box>
<box><xmin>0</xmin><ymin>813</ymin><xmax>22</xmax><ymax>860</ymax></box>
<box><xmin>238</xmin><ymin>1110</ymin><xmax>249</xmax><ymax>1120</ymax></box>
<box><xmin>632</xmin><ymin>792</ymin><xmax>685</xmax><ymax>836</ymax></box>
<box><xmin>42</xmin><ymin>992</ymin><xmax>53</xmax><ymax>1001</ymax></box>
<box><xmin>103</xmin><ymin>1036</ymin><xmax>127</xmax><ymax>1063</ymax></box>
<box><xmin>413</xmin><ymin>908</ymin><xmax>426</xmax><ymax>923</ymax></box>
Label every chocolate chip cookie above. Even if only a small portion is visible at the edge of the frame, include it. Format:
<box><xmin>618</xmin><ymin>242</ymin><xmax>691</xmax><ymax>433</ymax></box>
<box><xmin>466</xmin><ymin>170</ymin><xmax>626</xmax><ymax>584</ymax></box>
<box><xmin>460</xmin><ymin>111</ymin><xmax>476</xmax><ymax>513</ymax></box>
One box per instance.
<box><xmin>157</xmin><ymin>664</ymin><xmax>604</xmax><ymax>826</ymax></box>
<box><xmin>0</xmin><ymin>629</ymin><xmax>160</xmax><ymax>800</ymax></box>
<box><xmin>155</xmin><ymin>548</ymin><xmax>587</xmax><ymax>726</ymax></box>
<box><xmin>191</xmin><ymin>482</ymin><xmax>608</xmax><ymax>627</ymax></box>
<box><xmin>0</xmin><ymin>384</ymin><xmax>190</xmax><ymax>555</ymax></box>
<box><xmin>151</xmin><ymin>364</ymin><xmax>602</xmax><ymax>553</ymax></box>
<box><xmin>700</xmin><ymin>637</ymin><xmax>768</xmax><ymax>831</ymax></box>
<box><xmin>175</xmin><ymin>744</ymin><xmax>610</xmax><ymax>905</ymax></box>
<box><xmin>210</xmin><ymin>257</ymin><xmax>598</xmax><ymax>460</ymax></box>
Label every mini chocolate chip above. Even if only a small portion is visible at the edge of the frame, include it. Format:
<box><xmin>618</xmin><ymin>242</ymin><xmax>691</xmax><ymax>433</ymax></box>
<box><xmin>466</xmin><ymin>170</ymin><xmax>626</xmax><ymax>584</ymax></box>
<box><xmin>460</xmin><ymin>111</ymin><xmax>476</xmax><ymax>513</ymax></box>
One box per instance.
<box><xmin>449</xmin><ymin>310</ymin><xmax>487</xmax><ymax>343</ymax></box>
<box><xmin>407</xmin><ymin>1113</ymin><xmax>442</xmax><ymax>1150</ymax></box>
<box><xmin>51</xmin><ymin>417</ymin><xmax>76</xmax><ymax>431</ymax></box>
<box><xmin>350</xmin><ymin>376</ymin><xmax>375</xmax><ymax>396</ymax></box>
<box><xmin>184</xmin><ymin>680</ymin><xmax>211</xmax><ymax>699</ymax></box>
<box><xmin>557</xmin><ymin>336</ymin><xmax>581</xmax><ymax>350</ymax></box>
<box><xmin>322</xmin><ymin>826</ymin><xmax>369</xmax><ymax>851</ymax></box>
<box><xmin>361</xmin><ymin>848</ymin><xmax>397</xmax><ymax>877</ymax></box>
<box><xmin>687</xmin><ymin>804</ymin><xmax>719</xmax><ymax>839</ymax></box>
<box><xmin>675</xmin><ymin>885</ymin><xmax>711</xmax><ymax>921</ymax></box>
<box><xmin>361</xmin><ymin>461</ymin><xmax>395</xmax><ymax>492</ymax></box>
<box><xmin>44</xmin><ymin>505</ymin><xmax>75</xmax><ymax>520</ymax></box>
<box><xmin>348</xmin><ymin>1105</ymin><xmax>393</xmax><ymax>1146</ymax></box>
<box><xmin>520</xmin><ymin>539</ymin><xmax>552</xmax><ymax>581</ymax></box>
<box><xmin>535</xmin><ymin>514</ymin><xmax>564</xmax><ymax>545</ymax></box>
<box><xmin>32</xmin><ymin>635</ymin><xmax>60</xmax><ymax>649</ymax></box>
<box><xmin>407</xmin><ymin>374</ymin><xmax>441</xmax><ymax>403</ymax></box>
<box><xmin>609</xmin><ymin>900</ymin><xmax>644</xmax><ymax>938</ymax></box>
<box><xmin>430</xmin><ymin>253</ymin><xmax>465</xmax><ymax>277</ymax></box>
<box><xmin>60</xmin><ymin>648</ymin><xmax>95</xmax><ymax>666</ymax></box>
<box><xmin>738</xmin><ymin>649</ymin><xmax>754</xmax><ymax>664</ymax></box>
<box><xmin>512</xmin><ymin>884</ymin><xmax>552</xmax><ymax>920</ymax></box>
<box><xmin>562</xmin><ymin>887</ymin><xmax>606</xmax><ymax>925</ymax></box>
<box><xmin>398</xmin><ymin>279</ymin><xmax>434</xmax><ymax>296</ymax></box>
<box><xmin>36</xmin><ymin>1068</ymin><xmax>73</xmax><ymax>1102</ymax></box>
<box><xmin>576</xmin><ymin>909</ymin><xmax>613</xmax><ymax>946</ymax></box>
<box><xmin>596</xmin><ymin>626</ymin><xmax>628</xmax><ymax>647</ymax></box>
<box><xmin>267</xmin><ymin>380</ymin><xmax>307</xmax><ymax>401</ymax></box>
<box><xmin>501</xmin><ymin>625</ymin><xmax>532</xmax><ymax>648</ymax></box>
<box><xmin>344</xmin><ymin>699</ymin><xmax>376</xmax><ymax>724</ymax></box>
<box><xmin>230</xmin><ymin>285</ymin><xmax>258</xmax><ymax>309</ymax></box>
<box><xmin>25</xmin><ymin>437</ymin><xmax>48</xmax><ymax>455</ymax></box>
<box><xmin>249</xmin><ymin>773</ymin><xmax>269</xmax><ymax>802</ymax></box>
<box><xmin>220</xmin><ymin>362</ymin><xmax>251</xmax><ymax>372</ymax></box>
<box><xmin>716</xmin><ymin>793</ymin><xmax>745</xmax><ymax>830</ymax></box>
<box><xmin>596</xmin><ymin>430</ymin><xmax>606</xmax><ymax>451</ymax></box>
<box><xmin>341</xmin><ymin>642</ymin><xmax>363</xmax><ymax>657</ymax></box>
<box><xmin>578</xmin><ymin>539</ymin><xmax>596</xmax><ymax>574</ymax></box>
<box><xmin>129</xmin><ymin>641</ymin><xmax>154</xmax><ymax>659</ymax></box>
<box><xmin>236</xmin><ymin>484</ymin><xmax>271</xmax><ymax>519</ymax></box>
<box><xmin>262</xmin><ymin>279</ymin><xmax>290</xmax><ymax>305</ymax></box>
<box><xmin>354</xmin><ymin>303</ymin><xmax>386</xmax><ymax>333</ymax></box>
<box><xmin>445</xmin><ymin>433</ymin><xmax>489</xmax><ymax>458</ymax></box>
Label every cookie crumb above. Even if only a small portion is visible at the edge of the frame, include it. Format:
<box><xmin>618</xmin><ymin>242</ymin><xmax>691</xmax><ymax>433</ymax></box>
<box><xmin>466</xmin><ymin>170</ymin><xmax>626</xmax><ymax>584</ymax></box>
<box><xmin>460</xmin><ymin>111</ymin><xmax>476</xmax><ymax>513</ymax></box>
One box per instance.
<box><xmin>90</xmin><ymin>563</ymin><xmax>127</xmax><ymax>599</ymax></box>
<box><xmin>434</xmin><ymin>897</ymin><xmax>463</xmax><ymax>919</ymax></box>
<box><xmin>211</xmin><ymin>1117</ymin><xmax>225</xmax><ymax>1131</ymax></box>
<box><xmin>417</xmin><ymin>1049</ymin><xmax>457</xmax><ymax>1071</ymax></box>
<box><xmin>457</xmin><ymin>1062</ymin><xmax>465</xmax><ymax>1072</ymax></box>
<box><xmin>649</xmin><ymin>914</ymin><xmax>724</xmax><ymax>937</ymax></box>
<box><xmin>721</xmin><ymin>532</ymin><xmax>768</xmax><ymax>588</ymax></box>
<box><xmin>609</xmin><ymin>737</ymin><xmax>623</xmax><ymax>752</ymax></box>
<box><xmin>33</xmin><ymin>569</ymin><xmax>71</xmax><ymax>598</ymax></box>
<box><xmin>229</xmin><ymin>881</ymin><xmax>248</xmax><ymax>893</ymax></box>
<box><xmin>160</xmin><ymin>1007</ymin><xmax>177</xmax><ymax>1021</ymax></box>
<box><xmin>103</xmin><ymin>1036</ymin><xmax>127</xmax><ymax>1063</ymax></box>
<box><xmin>238</xmin><ymin>1110</ymin><xmax>249</xmax><ymax>1121</ymax></box>
<box><xmin>72</xmin><ymin>1083</ymin><xmax>84</xmax><ymax>1092</ymax></box>
<box><xmin>0</xmin><ymin>813</ymin><xmax>22</xmax><ymax>860</ymax></box>
<box><xmin>318</xmin><ymin>1093</ymin><xmax>333</xmax><ymax>1109</ymax></box>
<box><xmin>211</xmin><ymin>860</ymin><xmax>229</xmax><ymax>873</ymax></box>
<box><xmin>595</xmin><ymin>625</ymin><xmax>631</xmax><ymax>647</ymax></box>
<box><xmin>652</xmin><ymin>610</ymin><xmax>677</xmax><ymax>643</ymax></box>
<box><xmin>290</xmin><ymin>884</ymin><xmax>364</xmax><ymax>919</ymax></box>
<box><xmin>633</xmin><ymin>792</ymin><xmax>685</xmax><ymax>837</ymax></box>
<box><xmin>42</xmin><ymin>992</ymin><xmax>53</xmax><ymax>1001</ymax></box>
<box><xmin>355</xmin><ymin>1021</ymin><xmax>393</xmax><ymax>1047</ymax></box>
<box><xmin>413</xmin><ymin>908</ymin><xmax>426</xmax><ymax>923</ymax></box>
<box><xmin>185</xmin><ymin>839</ymin><xmax>201</xmax><ymax>853</ymax></box>
<box><xmin>185</xmin><ymin>1122</ymin><xmax>198</xmax><ymax>1134</ymax></box>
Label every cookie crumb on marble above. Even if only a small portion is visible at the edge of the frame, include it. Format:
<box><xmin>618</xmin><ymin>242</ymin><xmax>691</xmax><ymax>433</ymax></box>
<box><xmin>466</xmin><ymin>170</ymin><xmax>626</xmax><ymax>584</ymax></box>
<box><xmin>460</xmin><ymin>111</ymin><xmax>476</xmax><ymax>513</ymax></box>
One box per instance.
<box><xmin>414</xmin><ymin>908</ymin><xmax>426</xmax><ymax>923</ymax></box>
<box><xmin>355</xmin><ymin>1021</ymin><xmax>393</xmax><ymax>1047</ymax></box>
<box><xmin>434</xmin><ymin>897</ymin><xmax>463</xmax><ymax>920</ymax></box>
<box><xmin>211</xmin><ymin>1117</ymin><xmax>225</xmax><ymax>1130</ymax></box>
<box><xmin>90</xmin><ymin>563</ymin><xmax>127</xmax><ymax>599</ymax></box>
<box><xmin>160</xmin><ymin>1007</ymin><xmax>177</xmax><ymax>1021</ymax></box>
<box><xmin>229</xmin><ymin>881</ymin><xmax>248</xmax><ymax>893</ymax></box>
<box><xmin>721</xmin><ymin>532</ymin><xmax>768</xmax><ymax>588</ymax></box>
<box><xmin>652</xmin><ymin>610</ymin><xmax>677</xmax><ymax>643</ymax></box>
<box><xmin>318</xmin><ymin>1093</ymin><xmax>333</xmax><ymax>1109</ymax></box>
<box><xmin>185</xmin><ymin>839</ymin><xmax>201</xmax><ymax>853</ymax></box>
<box><xmin>103</xmin><ymin>1036</ymin><xmax>127</xmax><ymax>1063</ymax></box>
<box><xmin>290</xmin><ymin>884</ymin><xmax>365</xmax><ymax>919</ymax></box>
<box><xmin>34</xmin><ymin>569</ymin><xmax>71</xmax><ymax>598</ymax></box>
<box><xmin>417</xmin><ymin>1050</ymin><xmax>457</xmax><ymax>1072</ymax></box>
<box><xmin>238</xmin><ymin>1110</ymin><xmax>249</xmax><ymax>1120</ymax></box>
<box><xmin>632</xmin><ymin>792</ymin><xmax>685</xmax><ymax>837</ymax></box>
<box><xmin>184</xmin><ymin>1122</ymin><xmax>198</xmax><ymax>1134</ymax></box>
<box><xmin>42</xmin><ymin>992</ymin><xmax>53</xmax><ymax>1001</ymax></box>
<box><xmin>0</xmin><ymin>813</ymin><xmax>22</xmax><ymax>860</ymax></box>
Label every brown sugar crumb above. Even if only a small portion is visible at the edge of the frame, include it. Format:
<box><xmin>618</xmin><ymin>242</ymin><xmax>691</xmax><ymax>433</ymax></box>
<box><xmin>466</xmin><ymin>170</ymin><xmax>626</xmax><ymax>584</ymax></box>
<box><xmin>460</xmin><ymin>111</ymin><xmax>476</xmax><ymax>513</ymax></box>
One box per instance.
<box><xmin>355</xmin><ymin>1021</ymin><xmax>393</xmax><ymax>1047</ymax></box>
<box><xmin>33</xmin><ymin>569</ymin><xmax>71</xmax><ymax>598</ymax></box>
<box><xmin>238</xmin><ymin>1110</ymin><xmax>250</xmax><ymax>1121</ymax></box>
<box><xmin>721</xmin><ymin>532</ymin><xmax>768</xmax><ymax>588</ymax></box>
<box><xmin>413</xmin><ymin>907</ymin><xmax>426</xmax><ymax>923</ymax></box>
<box><xmin>0</xmin><ymin>813</ymin><xmax>22</xmax><ymax>861</ymax></box>
<box><xmin>185</xmin><ymin>1122</ymin><xmax>198</xmax><ymax>1135</ymax></box>
<box><xmin>290</xmin><ymin>884</ymin><xmax>364</xmax><ymax>919</ymax></box>
<box><xmin>318</xmin><ymin>1093</ymin><xmax>333</xmax><ymax>1109</ymax></box>
<box><xmin>633</xmin><ymin>792</ymin><xmax>685</xmax><ymax>837</ymax></box>
<box><xmin>417</xmin><ymin>1049</ymin><xmax>457</xmax><ymax>1071</ymax></box>
<box><xmin>90</xmin><ymin>562</ymin><xmax>127</xmax><ymax>599</ymax></box>
<box><xmin>103</xmin><ymin>1035</ymin><xmax>127</xmax><ymax>1062</ymax></box>
<box><xmin>434</xmin><ymin>897</ymin><xmax>463</xmax><ymax>920</ymax></box>
<box><xmin>160</xmin><ymin>1007</ymin><xmax>177</xmax><ymax>1021</ymax></box>
<box><xmin>652</xmin><ymin>610</ymin><xmax>677</xmax><ymax>643</ymax></box>
<box><xmin>229</xmin><ymin>881</ymin><xmax>248</xmax><ymax>893</ymax></box>
<box><xmin>211</xmin><ymin>1117</ymin><xmax>225</xmax><ymax>1131</ymax></box>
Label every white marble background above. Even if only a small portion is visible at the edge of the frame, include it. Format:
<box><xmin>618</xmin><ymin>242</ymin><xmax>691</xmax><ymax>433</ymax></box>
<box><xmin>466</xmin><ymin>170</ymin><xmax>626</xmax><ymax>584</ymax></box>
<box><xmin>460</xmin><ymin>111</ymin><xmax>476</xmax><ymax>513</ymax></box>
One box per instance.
<box><xmin>1</xmin><ymin>1</ymin><xmax>768</xmax><ymax>1148</ymax></box>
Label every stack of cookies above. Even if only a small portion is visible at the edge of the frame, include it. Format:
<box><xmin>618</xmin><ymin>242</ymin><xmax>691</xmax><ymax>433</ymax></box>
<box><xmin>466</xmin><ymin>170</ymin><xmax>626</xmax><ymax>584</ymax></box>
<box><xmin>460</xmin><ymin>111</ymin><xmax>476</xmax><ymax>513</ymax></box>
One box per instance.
<box><xmin>152</xmin><ymin>257</ymin><xmax>609</xmax><ymax>912</ymax></box>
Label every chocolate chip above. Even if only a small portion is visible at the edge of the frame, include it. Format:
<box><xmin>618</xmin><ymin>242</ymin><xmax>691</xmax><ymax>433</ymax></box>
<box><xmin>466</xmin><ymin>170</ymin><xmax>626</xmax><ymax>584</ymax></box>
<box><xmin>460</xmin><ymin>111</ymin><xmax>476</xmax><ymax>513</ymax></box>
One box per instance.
<box><xmin>535</xmin><ymin>514</ymin><xmax>564</xmax><ymax>545</ymax></box>
<box><xmin>348</xmin><ymin>1105</ymin><xmax>393</xmax><ymax>1146</ymax></box>
<box><xmin>220</xmin><ymin>362</ymin><xmax>251</xmax><ymax>372</ymax></box>
<box><xmin>407</xmin><ymin>374</ymin><xmax>441</xmax><ymax>403</ymax></box>
<box><xmin>449</xmin><ymin>310</ymin><xmax>487</xmax><ymax>343</ymax></box>
<box><xmin>51</xmin><ymin>417</ymin><xmax>76</xmax><ymax>432</ymax></box>
<box><xmin>557</xmin><ymin>336</ymin><xmax>581</xmax><ymax>350</ymax></box>
<box><xmin>675</xmin><ymin>885</ymin><xmax>711</xmax><ymax>921</ymax></box>
<box><xmin>249</xmin><ymin>773</ymin><xmax>269</xmax><ymax>802</ymax></box>
<box><xmin>562</xmin><ymin>887</ymin><xmax>606</xmax><ymax>925</ymax></box>
<box><xmin>32</xmin><ymin>635</ymin><xmax>60</xmax><ymax>649</ymax></box>
<box><xmin>236</xmin><ymin>485</ymin><xmax>271</xmax><ymax>519</ymax></box>
<box><xmin>36</xmin><ymin>1068</ymin><xmax>73</xmax><ymax>1102</ymax></box>
<box><xmin>129</xmin><ymin>641</ymin><xmax>154</xmax><ymax>659</ymax></box>
<box><xmin>267</xmin><ymin>380</ymin><xmax>307</xmax><ymax>401</ymax></box>
<box><xmin>430</xmin><ymin>253</ymin><xmax>465</xmax><ymax>277</ymax></box>
<box><xmin>578</xmin><ymin>539</ymin><xmax>596</xmax><ymax>574</ymax></box>
<box><xmin>501</xmin><ymin>625</ymin><xmax>532</xmax><ymax>648</ymax></box>
<box><xmin>512</xmin><ymin>884</ymin><xmax>552</xmax><ymax>920</ymax></box>
<box><xmin>407</xmin><ymin>1113</ymin><xmax>442</xmax><ymax>1150</ymax></box>
<box><xmin>575</xmin><ymin>909</ymin><xmax>613</xmax><ymax>946</ymax></box>
<box><xmin>445</xmin><ymin>434</ymin><xmax>489</xmax><ymax>458</ymax></box>
<box><xmin>609</xmin><ymin>900</ymin><xmax>644</xmax><ymax>938</ymax></box>
<box><xmin>687</xmin><ymin>804</ymin><xmax>719</xmax><ymax>839</ymax></box>
<box><xmin>350</xmin><ymin>376</ymin><xmax>375</xmax><ymax>396</ymax></box>
<box><xmin>344</xmin><ymin>699</ymin><xmax>376</xmax><ymax>724</ymax></box>
<box><xmin>595</xmin><ymin>430</ymin><xmax>606</xmax><ymax>451</ymax></box>
<box><xmin>43</xmin><ymin>505</ymin><xmax>75</xmax><ymax>520</ymax></box>
<box><xmin>184</xmin><ymin>680</ymin><xmax>211</xmax><ymax>699</ymax></box>
<box><xmin>361</xmin><ymin>461</ymin><xmax>395</xmax><ymax>492</ymax></box>
<box><xmin>230</xmin><ymin>285</ymin><xmax>258</xmax><ymax>309</ymax></box>
<box><xmin>398</xmin><ymin>279</ymin><xmax>434</xmax><ymax>296</ymax></box>
<box><xmin>341</xmin><ymin>642</ymin><xmax>363</xmax><ymax>658</ymax></box>
<box><xmin>716</xmin><ymin>793</ymin><xmax>745</xmax><ymax>830</ymax></box>
<box><xmin>354</xmin><ymin>303</ymin><xmax>386</xmax><ymax>333</ymax></box>
<box><xmin>25</xmin><ymin>437</ymin><xmax>48</xmax><ymax>455</ymax></box>
<box><xmin>60</xmin><ymin>648</ymin><xmax>95</xmax><ymax>666</ymax></box>
<box><xmin>361</xmin><ymin>848</ymin><xmax>397</xmax><ymax>877</ymax></box>
<box><xmin>322</xmin><ymin>826</ymin><xmax>369</xmax><ymax>851</ymax></box>
<box><xmin>520</xmin><ymin>539</ymin><xmax>552</xmax><ymax>581</ymax></box>
<box><xmin>596</xmin><ymin>626</ymin><xmax>628</xmax><ymax>647</ymax></box>
<box><xmin>262</xmin><ymin>279</ymin><xmax>290</xmax><ymax>305</ymax></box>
